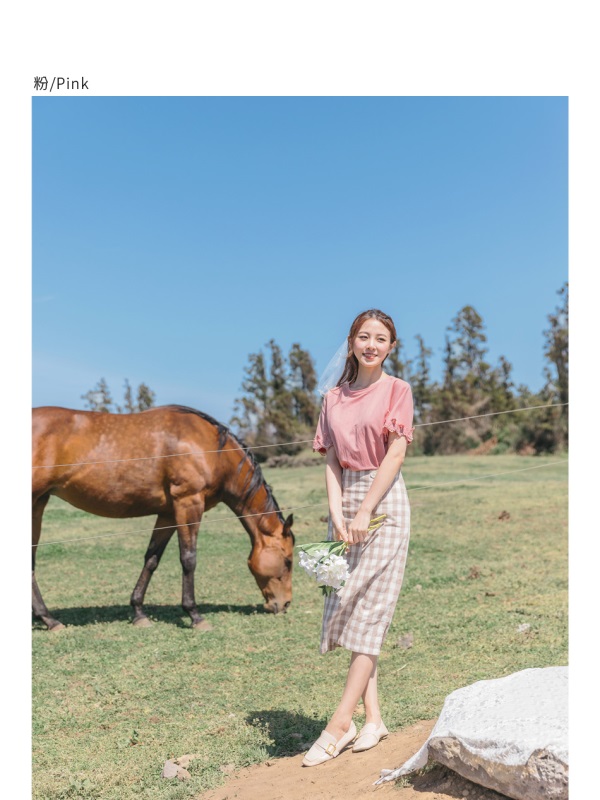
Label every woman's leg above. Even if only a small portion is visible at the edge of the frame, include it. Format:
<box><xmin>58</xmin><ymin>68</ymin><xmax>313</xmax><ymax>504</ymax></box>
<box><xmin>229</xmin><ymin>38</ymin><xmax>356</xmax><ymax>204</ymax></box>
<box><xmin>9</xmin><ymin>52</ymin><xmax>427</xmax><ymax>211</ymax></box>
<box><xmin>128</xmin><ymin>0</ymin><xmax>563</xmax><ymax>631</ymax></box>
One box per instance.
<box><xmin>325</xmin><ymin>652</ymin><xmax>378</xmax><ymax>739</ymax></box>
<box><xmin>362</xmin><ymin>662</ymin><xmax>382</xmax><ymax>725</ymax></box>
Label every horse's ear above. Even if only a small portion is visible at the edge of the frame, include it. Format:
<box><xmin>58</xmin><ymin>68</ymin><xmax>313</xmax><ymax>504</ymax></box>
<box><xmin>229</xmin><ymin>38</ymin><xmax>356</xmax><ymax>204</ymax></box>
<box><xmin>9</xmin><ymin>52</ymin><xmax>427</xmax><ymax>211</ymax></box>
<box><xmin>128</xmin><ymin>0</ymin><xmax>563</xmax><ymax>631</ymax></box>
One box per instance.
<box><xmin>283</xmin><ymin>514</ymin><xmax>294</xmax><ymax>533</ymax></box>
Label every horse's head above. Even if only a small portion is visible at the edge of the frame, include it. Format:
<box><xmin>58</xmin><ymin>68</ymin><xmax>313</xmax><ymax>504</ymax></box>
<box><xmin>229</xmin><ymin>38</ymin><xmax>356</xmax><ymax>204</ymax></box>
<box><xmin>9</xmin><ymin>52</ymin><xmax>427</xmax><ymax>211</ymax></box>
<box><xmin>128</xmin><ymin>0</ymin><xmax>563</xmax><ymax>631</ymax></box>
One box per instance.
<box><xmin>248</xmin><ymin>513</ymin><xmax>294</xmax><ymax>614</ymax></box>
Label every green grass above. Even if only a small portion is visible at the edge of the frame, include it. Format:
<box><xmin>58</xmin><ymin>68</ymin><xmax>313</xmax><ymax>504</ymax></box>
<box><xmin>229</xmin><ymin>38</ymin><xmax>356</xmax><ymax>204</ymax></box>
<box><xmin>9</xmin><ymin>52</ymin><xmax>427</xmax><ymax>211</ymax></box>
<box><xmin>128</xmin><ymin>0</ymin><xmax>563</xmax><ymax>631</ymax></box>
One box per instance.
<box><xmin>32</xmin><ymin>455</ymin><xmax>567</xmax><ymax>799</ymax></box>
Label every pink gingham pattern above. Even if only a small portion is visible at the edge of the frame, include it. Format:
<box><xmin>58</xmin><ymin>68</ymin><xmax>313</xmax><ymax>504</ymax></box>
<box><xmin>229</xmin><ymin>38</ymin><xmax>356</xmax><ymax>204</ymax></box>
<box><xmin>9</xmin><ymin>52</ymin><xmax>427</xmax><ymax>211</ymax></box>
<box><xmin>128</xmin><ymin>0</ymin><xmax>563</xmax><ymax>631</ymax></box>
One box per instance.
<box><xmin>320</xmin><ymin>469</ymin><xmax>410</xmax><ymax>656</ymax></box>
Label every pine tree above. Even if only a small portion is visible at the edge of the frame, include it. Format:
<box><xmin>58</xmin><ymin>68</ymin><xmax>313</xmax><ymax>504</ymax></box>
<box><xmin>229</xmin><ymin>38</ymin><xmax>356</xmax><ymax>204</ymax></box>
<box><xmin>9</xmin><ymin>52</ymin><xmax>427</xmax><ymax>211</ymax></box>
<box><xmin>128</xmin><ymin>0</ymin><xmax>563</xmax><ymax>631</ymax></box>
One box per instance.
<box><xmin>85</xmin><ymin>379</ymin><xmax>156</xmax><ymax>414</ymax></box>
<box><xmin>483</xmin><ymin>356</ymin><xmax>519</xmax><ymax>453</ymax></box>
<box><xmin>512</xmin><ymin>283</ymin><xmax>569</xmax><ymax>454</ymax></box>
<box><xmin>231</xmin><ymin>340</ymin><xmax>319</xmax><ymax>459</ymax></box>
<box><xmin>540</xmin><ymin>282</ymin><xmax>569</xmax><ymax>450</ymax></box>
<box><xmin>544</xmin><ymin>283</ymin><xmax>568</xmax><ymax>403</ymax></box>
<box><xmin>266</xmin><ymin>339</ymin><xmax>298</xmax><ymax>448</ymax></box>
<box><xmin>386</xmin><ymin>339</ymin><xmax>411</xmax><ymax>381</ymax></box>
<box><xmin>288</xmin><ymin>343</ymin><xmax>319</xmax><ymax>428</ymax></box>
<box><xmin>124</xmin><ymin>380</ymin><xmax>136</xmax><ymax>412</ymax></box>
<box><xmin>447</xmin><ymin>305</ymin><xmax>491</xmax><ymax>392</ymax></box>
<box><xmin>116</xmin><ymin>379</ymin><xmax>137</xmax><ymax>414</ymax></box>
<box><xmin>136</xmin><ymin>383</ymin><xmax>156</xmax><ymax>412</ymax></box>
<box><xmin>427</xmin><ymin>306</ymin><xmax>495</xmax><ymax>453</ymax></box>
<box><xmin>81</xmin><ymin>378</ymin><xmax>114</xmax><ymax>413</ymax></box>
<box><xmin>411</xmin><ymin>334</ymin><xmax>433</xmax><ymax>424</ymax></box>
<box><xmin>230</xmin><ymin>352</ymin><xmax>270</xmax><ymax>446</ymax></box>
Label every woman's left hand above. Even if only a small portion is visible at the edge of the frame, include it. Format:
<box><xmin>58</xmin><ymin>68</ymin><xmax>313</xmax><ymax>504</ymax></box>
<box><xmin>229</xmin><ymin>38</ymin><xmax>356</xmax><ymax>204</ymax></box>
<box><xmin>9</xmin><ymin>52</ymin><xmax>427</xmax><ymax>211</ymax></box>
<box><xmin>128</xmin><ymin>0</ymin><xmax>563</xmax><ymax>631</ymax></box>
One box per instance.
<box><xmin>347</xmin><ymin>508</ymin><xmax>372</xmax><ymax>545</ymax></box>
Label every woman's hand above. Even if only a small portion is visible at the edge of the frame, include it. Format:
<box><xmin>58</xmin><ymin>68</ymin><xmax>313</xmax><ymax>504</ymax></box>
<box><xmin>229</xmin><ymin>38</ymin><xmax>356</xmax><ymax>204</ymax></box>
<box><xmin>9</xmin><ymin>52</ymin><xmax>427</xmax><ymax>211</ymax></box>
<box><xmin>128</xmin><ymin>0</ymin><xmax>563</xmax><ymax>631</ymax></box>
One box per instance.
<box><xmin>347</xmin><ymin>508</ymin><xmax>372</xmax><ymax>545</ymax></box>
<box><xmin>325</xmin><ymin>450</ymin><xmax>346</xmax><ymax>542</ymax></box>
<box><xmin>331</xmin><ymin>514</ymin><xmax>347</xmax><ymax>543</ymax></box>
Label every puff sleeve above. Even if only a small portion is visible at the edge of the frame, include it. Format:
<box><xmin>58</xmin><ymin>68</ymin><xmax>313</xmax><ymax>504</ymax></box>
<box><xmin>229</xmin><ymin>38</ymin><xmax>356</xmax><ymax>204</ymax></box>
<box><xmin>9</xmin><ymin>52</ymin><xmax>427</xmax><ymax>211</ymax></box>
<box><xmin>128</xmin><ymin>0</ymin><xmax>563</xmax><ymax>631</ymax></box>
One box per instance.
<box><xmin>383</xmin><ymin>380</ymin><xmax>415</xmax><ymax>444</ymax></box>
<box><xmin>313</xmin><ymin>394</ymin><xmax>333</xmax><ymax>455</ymax></box>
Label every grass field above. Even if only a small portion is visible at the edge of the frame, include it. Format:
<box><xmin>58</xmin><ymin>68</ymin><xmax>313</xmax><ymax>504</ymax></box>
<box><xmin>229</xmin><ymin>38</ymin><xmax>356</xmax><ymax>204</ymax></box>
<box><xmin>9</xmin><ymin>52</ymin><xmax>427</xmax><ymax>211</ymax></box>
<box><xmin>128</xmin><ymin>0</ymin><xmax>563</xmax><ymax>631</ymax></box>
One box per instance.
<box><xmin>32</xmin><ymin>454</ymin><xmax>568</xmax><ymax>799</ymax></box>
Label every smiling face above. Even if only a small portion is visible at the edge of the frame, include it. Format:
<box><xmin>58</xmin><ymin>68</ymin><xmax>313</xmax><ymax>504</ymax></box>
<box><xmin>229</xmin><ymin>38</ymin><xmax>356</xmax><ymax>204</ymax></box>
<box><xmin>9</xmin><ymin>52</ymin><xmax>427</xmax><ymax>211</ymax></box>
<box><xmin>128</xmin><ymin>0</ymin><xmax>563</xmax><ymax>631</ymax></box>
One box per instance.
<box><xmin>336</xmin><ymin>308</ymin><xmax>398</xmax><ymax>388</ymax></box>
<box><xmin>351</xmin><ymin>318</ymin><xmax>396</xmax><ymax>370</ymax></box>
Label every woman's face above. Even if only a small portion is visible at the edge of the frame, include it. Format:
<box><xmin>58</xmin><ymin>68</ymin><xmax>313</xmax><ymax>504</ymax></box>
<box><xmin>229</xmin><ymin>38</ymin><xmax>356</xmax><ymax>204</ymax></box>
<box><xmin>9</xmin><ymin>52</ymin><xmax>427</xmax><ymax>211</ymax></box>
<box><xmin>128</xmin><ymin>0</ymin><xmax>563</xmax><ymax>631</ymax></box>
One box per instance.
<box><xmin>351</xmin><ymin>318</ymin><xmax>395</xmax><ymax>369</ymax></box>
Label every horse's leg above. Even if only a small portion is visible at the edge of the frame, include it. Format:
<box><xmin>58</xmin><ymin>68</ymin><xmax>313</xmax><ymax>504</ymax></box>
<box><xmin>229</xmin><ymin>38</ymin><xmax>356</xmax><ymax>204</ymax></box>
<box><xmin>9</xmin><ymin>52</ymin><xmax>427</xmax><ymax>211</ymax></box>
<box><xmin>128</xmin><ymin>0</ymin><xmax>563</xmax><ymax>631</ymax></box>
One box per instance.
<box><xmin>175</xmin><ymin>500</ymin><xmax>211</xmax><ymax>631</ymax></box>
<box><xmin>130</xmin><ymin>515</ymin><xmax>177</xmax><ymax>627</ymax></box>
<box><xmin>32</xmin><ymin>493</ymin><xmax>64</xmax><ymax>631</ymax></box>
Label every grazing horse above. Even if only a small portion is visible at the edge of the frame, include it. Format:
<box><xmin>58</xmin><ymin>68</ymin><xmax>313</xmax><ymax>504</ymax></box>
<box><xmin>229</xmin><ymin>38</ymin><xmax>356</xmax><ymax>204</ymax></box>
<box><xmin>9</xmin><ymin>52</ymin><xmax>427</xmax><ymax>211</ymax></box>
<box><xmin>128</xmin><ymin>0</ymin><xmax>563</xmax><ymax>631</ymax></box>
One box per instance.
<box><xmin>32</xmin><ymin>405</ymin><xmax>295</xmax><ymax>630</ymax></box>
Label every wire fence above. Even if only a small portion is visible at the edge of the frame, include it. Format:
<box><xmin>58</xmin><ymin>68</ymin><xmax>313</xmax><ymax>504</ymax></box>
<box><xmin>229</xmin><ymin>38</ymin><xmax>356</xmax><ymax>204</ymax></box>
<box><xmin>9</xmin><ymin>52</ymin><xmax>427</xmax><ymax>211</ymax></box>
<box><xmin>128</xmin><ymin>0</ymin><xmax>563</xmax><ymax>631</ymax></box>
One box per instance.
<box><xmin>32</xmin><ymin>401</ymin><xmax>567</xmax><ymax>470</ymax></box>
<box><xmin>34</xmin><ymin>458</ymin><xmax>567</xmax><ymax>548</ymax></box>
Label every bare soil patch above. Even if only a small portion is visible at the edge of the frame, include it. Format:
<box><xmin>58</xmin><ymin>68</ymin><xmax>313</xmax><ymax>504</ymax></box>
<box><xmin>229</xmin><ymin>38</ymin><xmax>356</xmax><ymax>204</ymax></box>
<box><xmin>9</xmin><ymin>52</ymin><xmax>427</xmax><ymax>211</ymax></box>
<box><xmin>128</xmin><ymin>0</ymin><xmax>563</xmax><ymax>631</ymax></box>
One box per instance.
<box><xmin>198</xmin><ymin>720</ymin><xmax>510</xmax><ymax>800</ymax></box>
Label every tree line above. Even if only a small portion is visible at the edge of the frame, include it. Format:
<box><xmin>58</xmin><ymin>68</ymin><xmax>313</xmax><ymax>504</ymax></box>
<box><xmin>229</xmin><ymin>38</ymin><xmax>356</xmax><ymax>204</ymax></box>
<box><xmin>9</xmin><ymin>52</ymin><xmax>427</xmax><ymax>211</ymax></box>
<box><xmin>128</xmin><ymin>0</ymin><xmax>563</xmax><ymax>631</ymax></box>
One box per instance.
<box><xmin>80</xmin><ymin>283</ymin><xmax>567</xmax><ymax>457</ymax></box>
<box><xmin>81</xmin><ymin>379</ymin><xmax>156</xmax><ymax>414</ymax></box>
<box><xmin>229</xmin><ymin>340</ymin><xmax>319</xmax><ymax>458</ymax></box>
<box><xmin>229</xmin><ymin>283</ymin><xmax>568</xmax><ymax>458</ymax></box>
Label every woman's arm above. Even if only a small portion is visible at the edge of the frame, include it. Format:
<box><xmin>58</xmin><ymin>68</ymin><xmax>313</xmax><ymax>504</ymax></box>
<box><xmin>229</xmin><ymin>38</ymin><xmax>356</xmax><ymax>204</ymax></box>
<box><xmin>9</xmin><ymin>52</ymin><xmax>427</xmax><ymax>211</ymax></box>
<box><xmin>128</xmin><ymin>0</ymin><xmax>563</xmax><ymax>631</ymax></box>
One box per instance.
<box><xmin>325</xmin><ymin>446</ymin><xmax>347</xmax><ymax>542</ymax></box>
<box><xmin>346</xmin><ymin>432</ymin><xmax>408</xmax><ymax>545</ymax></box>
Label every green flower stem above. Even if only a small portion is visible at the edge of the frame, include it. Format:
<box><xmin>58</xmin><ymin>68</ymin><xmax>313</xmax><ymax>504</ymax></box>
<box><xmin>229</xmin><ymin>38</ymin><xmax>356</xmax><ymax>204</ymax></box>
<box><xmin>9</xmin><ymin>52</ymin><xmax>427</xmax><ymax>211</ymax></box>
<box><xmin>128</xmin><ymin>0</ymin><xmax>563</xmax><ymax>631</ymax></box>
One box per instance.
<box><xmin>296</xmin><ymin>515</ymin><xmax>387</xmax><ymax>555</ymax></box>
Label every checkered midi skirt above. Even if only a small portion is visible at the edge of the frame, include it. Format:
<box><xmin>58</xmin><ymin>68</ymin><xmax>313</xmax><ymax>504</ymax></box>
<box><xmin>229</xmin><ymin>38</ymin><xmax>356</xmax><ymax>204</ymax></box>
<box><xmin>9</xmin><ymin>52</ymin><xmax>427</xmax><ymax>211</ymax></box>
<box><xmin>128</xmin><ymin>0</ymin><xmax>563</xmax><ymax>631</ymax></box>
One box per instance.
<box><xmin>320</xmin><ymin>469</ymin><xmax>410</xmax><ymax>657</ymax></box>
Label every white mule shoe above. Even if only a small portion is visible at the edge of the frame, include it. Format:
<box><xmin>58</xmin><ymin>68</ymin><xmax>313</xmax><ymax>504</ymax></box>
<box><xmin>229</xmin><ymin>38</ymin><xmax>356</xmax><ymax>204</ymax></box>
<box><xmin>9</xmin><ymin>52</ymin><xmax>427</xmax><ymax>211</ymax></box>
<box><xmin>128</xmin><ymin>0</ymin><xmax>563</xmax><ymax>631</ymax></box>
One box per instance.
<box><xmin>352</xmin><ymin>720</ymin><xmax>389</xmax><ymax>752</ymax></box>
<box><xmin>302</xmin><ymin>721</ymin><xmax>357</xmax><ymax>767</ymax></box>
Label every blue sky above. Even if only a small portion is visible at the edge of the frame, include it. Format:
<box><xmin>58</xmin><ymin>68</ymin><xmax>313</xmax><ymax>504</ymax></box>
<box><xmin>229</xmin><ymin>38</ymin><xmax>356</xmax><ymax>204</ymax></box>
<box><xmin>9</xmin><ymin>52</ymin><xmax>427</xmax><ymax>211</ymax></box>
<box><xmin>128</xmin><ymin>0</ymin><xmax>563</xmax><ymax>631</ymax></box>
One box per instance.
<box><xmin>33</xmin><ymin>96</ymin><xmax>567</xmax><ymax>422</ymax></box>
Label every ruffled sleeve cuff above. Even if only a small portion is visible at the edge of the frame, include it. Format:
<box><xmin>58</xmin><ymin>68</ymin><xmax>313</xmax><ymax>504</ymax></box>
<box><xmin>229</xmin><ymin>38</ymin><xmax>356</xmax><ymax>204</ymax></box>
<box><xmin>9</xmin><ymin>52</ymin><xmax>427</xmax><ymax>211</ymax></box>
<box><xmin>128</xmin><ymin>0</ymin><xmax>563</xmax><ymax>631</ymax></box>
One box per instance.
<box><xmin>383</xmin><ymin>419</ymin><xmax>415</xmax><ymax>444</ymax></box>
<box><xmin>313</xmin><ymin>394</ymin><xmax>332</xmax><ymax>455</ymax></box>
<box><xmin>312</xmin><ymin>435</ymin><xmax>332</xmax><ymax>456</ymax></box>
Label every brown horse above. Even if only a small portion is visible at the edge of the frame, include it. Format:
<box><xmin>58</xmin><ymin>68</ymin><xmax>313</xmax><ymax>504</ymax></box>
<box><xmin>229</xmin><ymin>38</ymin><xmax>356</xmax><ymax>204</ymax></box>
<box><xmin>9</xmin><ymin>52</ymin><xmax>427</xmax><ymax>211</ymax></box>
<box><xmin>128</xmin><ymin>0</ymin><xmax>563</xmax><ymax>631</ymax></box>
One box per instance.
<box><xmin>32</xmin><ymin>405</ymin><xmax>294</xmax><ymax>630</ymax></box>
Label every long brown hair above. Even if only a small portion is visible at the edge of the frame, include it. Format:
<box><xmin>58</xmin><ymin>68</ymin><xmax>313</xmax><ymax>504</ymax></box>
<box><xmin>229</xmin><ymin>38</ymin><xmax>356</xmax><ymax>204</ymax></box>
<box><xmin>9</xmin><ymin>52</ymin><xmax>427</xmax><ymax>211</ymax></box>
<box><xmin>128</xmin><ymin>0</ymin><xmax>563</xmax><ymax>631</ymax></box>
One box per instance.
<box><xmin>336</xmin><ymin>309</ymin><xmax>398</xmax><ymax>387</ymax></box>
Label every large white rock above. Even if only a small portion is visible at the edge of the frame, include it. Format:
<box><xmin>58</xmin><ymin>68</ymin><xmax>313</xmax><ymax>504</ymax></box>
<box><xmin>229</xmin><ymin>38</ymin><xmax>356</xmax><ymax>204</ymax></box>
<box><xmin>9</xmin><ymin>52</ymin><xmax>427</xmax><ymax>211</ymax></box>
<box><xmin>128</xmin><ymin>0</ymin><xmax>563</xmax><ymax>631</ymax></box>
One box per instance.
<box><xmin>376</xmin><ymin>666</ymin><xmax>568</xmax><ymax>800</ymax></box>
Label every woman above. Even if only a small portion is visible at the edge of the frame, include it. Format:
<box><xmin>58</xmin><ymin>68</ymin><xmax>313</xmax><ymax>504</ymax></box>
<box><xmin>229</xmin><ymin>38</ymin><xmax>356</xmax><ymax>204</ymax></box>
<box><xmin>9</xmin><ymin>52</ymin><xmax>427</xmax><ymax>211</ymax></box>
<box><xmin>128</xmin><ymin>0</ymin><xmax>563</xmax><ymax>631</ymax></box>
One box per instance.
<box><xmin>303</xmin><ymin>308</ymin><xmax>414</xmax><ymax>767</ymax></box>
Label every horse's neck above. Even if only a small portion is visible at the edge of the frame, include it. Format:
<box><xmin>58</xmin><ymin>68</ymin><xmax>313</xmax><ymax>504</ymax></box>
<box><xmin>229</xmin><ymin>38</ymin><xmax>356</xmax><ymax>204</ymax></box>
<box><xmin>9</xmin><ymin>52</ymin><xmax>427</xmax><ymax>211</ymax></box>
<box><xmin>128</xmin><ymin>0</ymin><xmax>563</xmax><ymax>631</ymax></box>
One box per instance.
<box><xmin>226</xmin><ymin>487</ymin><xmax>275</xmax><ymax>531</ymax></box>
<box><xmin>223</xmin><ymin>453</ymin><xmax>278</xmax><ymax>538</ymax></box>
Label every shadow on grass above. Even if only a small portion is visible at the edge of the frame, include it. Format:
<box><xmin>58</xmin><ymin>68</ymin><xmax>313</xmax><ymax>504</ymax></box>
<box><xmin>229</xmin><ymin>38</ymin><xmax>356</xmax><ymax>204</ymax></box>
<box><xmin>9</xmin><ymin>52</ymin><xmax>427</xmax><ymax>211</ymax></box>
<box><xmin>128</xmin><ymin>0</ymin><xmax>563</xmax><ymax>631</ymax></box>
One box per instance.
<box><xmin>245</xmin><ymin>709</ymin><xmax>326</xmax><ymax>757</ymax></box>
<box><xmin>31</xmin><ymin>601</ymin><xmax>269</xmax><ymax>630</ymax></box>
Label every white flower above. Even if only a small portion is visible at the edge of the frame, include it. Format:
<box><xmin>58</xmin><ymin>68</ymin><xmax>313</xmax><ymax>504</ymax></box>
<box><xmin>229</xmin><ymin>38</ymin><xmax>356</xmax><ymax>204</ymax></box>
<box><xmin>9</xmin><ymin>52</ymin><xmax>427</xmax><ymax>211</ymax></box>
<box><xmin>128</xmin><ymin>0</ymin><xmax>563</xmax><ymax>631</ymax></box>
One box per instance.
<box><xmin>298</xmin><ymin>550</ymin><xmax>316</xmax><ymax>570</ymax></box>
<box><xmin>296</xmin><ymin>540</ymin><xmax>350</xmax><ymax>594</ymax></box>
<box><xmin>315</xmin><ymin>554</ymin><xmax>350</xmax><ymax>590</ymax></box>
<box><xmin>298</xmin><ymin>552</ymin><xmax>318</xmax><ymax>580</ymax></box>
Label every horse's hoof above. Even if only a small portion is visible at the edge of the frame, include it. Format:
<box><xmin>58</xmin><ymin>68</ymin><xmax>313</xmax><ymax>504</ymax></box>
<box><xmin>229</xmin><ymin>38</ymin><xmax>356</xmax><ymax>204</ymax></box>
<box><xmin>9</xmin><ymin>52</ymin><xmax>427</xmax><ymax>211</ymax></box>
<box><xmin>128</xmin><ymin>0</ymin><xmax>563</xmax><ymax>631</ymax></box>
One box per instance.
<box><xmin>132</xmin><ymin>617</ymin><xmax>153</xmax><ymax>628</ymax></box>
<box><xmin>48</xmin><ymin>622</ymin><xmax>65</xmax><ymax>632</ymax></box>
<box><xmin>192</xmin><ymin>619</ymin><xmax>212</xmax><ymax>632</ymax></box>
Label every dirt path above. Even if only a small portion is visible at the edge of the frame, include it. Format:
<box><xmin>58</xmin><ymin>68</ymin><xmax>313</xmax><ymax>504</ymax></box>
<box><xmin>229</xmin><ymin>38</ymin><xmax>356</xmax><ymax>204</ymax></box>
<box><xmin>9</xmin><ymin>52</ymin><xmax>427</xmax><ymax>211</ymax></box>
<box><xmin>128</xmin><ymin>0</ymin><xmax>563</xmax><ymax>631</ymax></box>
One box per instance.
<box><xmin>198</xmin><ymin>720</ymin><xmax>509</xmax><ymax>800</ymax></box>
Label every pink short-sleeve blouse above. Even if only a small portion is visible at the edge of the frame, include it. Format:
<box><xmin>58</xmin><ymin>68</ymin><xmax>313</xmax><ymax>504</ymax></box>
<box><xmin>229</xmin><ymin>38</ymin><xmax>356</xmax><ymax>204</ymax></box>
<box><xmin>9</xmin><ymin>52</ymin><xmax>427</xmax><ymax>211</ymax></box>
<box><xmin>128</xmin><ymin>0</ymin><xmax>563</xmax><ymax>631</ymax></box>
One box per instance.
<box><xmin>312</xmin><ymin>375</ymin><xmax>415</xmax><ymax>470</ymax></box>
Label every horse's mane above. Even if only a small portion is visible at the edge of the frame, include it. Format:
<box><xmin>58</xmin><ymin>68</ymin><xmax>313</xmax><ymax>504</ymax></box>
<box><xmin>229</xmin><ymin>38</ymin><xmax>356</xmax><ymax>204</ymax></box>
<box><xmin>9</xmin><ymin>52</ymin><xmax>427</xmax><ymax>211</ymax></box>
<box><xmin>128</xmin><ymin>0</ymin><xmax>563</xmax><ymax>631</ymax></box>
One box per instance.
<box><xmin>161</xmin><ymin>405</ymin><xmax>284</xmax><ymax>522</ymax></box>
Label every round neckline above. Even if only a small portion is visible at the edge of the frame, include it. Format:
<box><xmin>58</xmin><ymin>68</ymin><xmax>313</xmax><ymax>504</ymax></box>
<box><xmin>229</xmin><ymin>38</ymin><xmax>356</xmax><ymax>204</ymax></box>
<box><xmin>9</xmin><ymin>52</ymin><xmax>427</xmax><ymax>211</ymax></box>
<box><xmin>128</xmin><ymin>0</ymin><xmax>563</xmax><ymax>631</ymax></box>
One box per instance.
<box><xmin>346</xmin><ymin>374</ymin><xmax>393</xmax><ymax>393</ymax></box>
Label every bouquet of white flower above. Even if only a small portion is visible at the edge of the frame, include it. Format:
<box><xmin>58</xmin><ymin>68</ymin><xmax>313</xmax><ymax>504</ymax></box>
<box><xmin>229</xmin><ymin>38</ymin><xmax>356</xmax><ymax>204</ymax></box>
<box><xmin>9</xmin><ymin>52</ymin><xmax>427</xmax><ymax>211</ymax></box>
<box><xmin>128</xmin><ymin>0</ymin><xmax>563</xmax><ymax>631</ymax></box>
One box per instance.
<box><xmin>297</xmin><ymin>514</ymin><xmax>386</xmax><ymax>596</ymax></box>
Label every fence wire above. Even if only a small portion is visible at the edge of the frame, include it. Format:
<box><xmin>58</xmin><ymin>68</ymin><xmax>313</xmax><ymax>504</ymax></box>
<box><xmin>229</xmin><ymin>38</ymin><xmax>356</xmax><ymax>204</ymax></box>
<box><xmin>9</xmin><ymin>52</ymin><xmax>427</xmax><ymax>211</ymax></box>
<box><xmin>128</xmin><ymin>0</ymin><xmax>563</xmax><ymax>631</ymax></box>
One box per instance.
<box><xmin>34</xmin><ymin>459</ymin><xmax>567</xmax><ymax>548</ymax></box>
<box><xmin>32</xmin><ymin>401</ymin><xmax>567</xmax><ymax>470</ymax></box>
